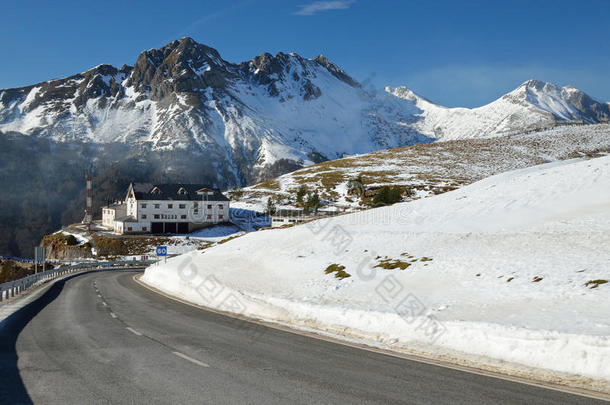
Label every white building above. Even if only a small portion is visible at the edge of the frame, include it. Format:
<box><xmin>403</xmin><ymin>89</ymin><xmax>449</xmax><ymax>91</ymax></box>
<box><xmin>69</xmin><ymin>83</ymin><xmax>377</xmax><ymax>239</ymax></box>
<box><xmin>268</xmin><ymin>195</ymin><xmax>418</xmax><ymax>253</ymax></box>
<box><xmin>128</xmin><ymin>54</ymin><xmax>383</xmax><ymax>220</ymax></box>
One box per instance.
<box><xmin>102</xmin><ymin>183</ymin><xmax>230</xmax><ymax>234</ymax></box>
<box><xmin>102</xmin><ymin>203</ymin><xmax>126</xmax><ymax>229</ymax></box>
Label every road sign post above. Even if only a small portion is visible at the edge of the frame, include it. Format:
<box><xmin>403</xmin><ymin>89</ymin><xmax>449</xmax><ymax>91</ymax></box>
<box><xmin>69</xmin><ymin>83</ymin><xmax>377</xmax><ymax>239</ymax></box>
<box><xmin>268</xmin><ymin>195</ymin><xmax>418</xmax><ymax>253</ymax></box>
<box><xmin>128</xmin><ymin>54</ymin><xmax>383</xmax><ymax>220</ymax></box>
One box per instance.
<box><xmin>34</xmin><ymin>246</ymin><xmax>45</xmax><ymax>274</ymax></box>
<box><xmin>156</xmin><ymin>246</ymin><xmax>167</xmax><ymax>264</ymax></box>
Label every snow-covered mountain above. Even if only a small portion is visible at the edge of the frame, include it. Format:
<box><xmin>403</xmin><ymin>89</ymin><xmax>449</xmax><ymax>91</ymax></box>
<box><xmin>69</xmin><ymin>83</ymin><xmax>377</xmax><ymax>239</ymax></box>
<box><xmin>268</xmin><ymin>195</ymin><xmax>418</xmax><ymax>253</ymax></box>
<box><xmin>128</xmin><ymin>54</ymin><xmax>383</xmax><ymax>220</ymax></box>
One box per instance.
<box><xmin>388</xmin><ymin>80</ymin><xmax>610</xmax><ymax>140</ymax></box>
<box><xmin>0</xmin><ymin>38</ymin><xmax>429</xmax><ymax>185</ymax></box>
<box><xmin>1</xmin><ymin>37</ymin><xmax>609</xmax><ymax>257</ymax></box>
<box><xmin>1</xmin><ymin>37</ymin><xmax>608</xmax><ymax>186</ymax></box>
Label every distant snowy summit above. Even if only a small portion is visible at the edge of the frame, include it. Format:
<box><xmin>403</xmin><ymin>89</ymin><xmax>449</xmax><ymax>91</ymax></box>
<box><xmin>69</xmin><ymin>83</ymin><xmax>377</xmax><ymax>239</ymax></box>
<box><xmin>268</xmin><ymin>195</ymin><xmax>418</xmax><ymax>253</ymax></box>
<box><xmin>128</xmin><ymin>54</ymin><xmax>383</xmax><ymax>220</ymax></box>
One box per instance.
<box><xmin>387</xmin><ymin>79</ymin><xmax>610</xmax><ymax>140</ymax></box>
<box><xmin>1</xmin><ymin>37</ymin><xmax>608</xmax><ymax>185</ymax></box>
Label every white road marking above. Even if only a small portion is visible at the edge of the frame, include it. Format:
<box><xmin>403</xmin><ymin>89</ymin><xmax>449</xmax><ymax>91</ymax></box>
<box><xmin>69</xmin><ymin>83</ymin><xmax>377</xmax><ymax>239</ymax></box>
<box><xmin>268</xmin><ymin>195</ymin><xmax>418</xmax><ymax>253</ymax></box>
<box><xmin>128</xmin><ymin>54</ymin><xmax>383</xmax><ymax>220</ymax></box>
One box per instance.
<box><xmin>110</xmin><ymin>312</ymin><xmax>117</xmax><ymax>319</ymax></box>
<box><xmin>126</xmin><ymin>327</ymin><xmax>142</xmax><ymax>336</ymax></box>
<box><xmin>102</xmin><ymin>302</ymin><xmax>108</xmax><ymax>307</ymax></box>
<box><xmin>172</xmin><ymin>351</ymin><xmax>210</xmax><ymax>368</ymax></box>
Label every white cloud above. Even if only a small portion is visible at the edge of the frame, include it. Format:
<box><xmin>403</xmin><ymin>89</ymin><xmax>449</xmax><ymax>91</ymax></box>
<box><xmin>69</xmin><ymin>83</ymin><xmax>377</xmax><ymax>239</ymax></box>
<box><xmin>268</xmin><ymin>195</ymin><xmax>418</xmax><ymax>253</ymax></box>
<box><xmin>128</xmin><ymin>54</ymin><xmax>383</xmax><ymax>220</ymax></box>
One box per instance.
<box><xmin>294</xmin><ymin>0</ymin><xmax>355</xmax><ymax>16</ymax></box>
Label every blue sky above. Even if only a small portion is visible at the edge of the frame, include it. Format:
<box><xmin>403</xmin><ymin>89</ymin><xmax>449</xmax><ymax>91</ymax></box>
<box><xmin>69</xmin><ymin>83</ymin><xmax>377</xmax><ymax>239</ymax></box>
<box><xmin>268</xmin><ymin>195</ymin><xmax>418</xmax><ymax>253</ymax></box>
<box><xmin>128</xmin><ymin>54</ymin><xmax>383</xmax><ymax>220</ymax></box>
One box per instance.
<box><xmin>1</xmin><ymin>0</ymin><xmax>609</xmax><ymax>107</ymax></box>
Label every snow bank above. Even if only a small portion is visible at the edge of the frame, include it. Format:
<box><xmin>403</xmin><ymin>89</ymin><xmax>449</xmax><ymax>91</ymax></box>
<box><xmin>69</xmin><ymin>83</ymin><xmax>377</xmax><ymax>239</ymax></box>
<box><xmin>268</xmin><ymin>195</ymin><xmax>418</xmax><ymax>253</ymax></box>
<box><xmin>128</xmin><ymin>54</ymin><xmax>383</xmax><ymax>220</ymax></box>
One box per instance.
<box><xmin>143</xmin><ymin>156</ymin><xmax>610</xmax><ymax>382</ymax></box>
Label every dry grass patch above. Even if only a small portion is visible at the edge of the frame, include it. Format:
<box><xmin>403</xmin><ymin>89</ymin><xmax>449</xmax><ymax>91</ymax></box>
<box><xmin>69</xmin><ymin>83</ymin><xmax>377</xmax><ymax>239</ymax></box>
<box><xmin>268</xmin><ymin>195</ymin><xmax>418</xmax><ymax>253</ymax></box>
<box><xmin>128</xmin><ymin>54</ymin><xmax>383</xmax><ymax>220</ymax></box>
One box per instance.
<box><xmin>252</xmin><ymin>178</ymin><xmax>281</xmax><ymax>191</ymax></box>
<box><xmin>325</xmin><ymin>263</ymin><xmax>351</xmax><ymax>279</ymax></box>
<box><xmin>375</xmin><ymin>258</ymin><xmax>411</xmax><ymax>270</ymax></box>
<box><xmin>584</xmin><ymin>279</ymin><xmax>608</xmax><ymax>289</ymax></box>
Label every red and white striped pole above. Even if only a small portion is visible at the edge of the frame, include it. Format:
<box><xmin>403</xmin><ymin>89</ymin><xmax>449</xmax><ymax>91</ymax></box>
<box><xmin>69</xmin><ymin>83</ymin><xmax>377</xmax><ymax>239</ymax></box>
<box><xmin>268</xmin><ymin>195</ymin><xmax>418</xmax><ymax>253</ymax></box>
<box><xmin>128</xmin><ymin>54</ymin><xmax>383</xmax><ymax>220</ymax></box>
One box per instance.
<box><xmin>85</xmin><ymin>172</ymin><xmax>93</xmax><ymax>232</ymax></box>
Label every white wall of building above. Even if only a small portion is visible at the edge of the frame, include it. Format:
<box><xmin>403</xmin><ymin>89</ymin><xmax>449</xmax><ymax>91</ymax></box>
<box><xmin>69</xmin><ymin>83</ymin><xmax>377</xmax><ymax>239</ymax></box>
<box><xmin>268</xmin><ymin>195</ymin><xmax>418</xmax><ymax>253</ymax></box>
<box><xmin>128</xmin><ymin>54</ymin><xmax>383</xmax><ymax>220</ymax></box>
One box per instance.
<box><xmin>104</xmin><ymin>199</ymin><xmax>229</xmax><ymax>234</ymax></box>
<box><xmin>102</xmin><ymin>204</ymin><xmax>126</xmax><ymax>229</ymax></box>
<box><xmin>136</xmin><ymin>200</ymin><xmax>229</xmax><ymax>225</ymax></box>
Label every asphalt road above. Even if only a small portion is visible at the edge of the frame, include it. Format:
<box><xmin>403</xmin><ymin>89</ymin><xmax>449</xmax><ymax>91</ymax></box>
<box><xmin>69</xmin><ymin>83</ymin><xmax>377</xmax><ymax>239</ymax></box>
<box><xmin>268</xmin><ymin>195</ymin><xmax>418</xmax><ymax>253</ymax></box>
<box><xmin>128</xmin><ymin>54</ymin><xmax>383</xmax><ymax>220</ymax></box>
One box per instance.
<box><xmin>0</xmin><ymin>270</ymin><xmax>606</xmax><ymax>405</ymax></box>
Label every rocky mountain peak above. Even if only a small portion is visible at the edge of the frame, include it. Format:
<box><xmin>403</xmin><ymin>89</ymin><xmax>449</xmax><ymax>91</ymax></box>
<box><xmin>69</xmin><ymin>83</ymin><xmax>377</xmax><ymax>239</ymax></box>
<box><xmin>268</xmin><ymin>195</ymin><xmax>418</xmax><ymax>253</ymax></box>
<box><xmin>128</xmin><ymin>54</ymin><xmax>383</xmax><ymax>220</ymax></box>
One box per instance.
<box><xmin>313</xmin><ymin>54</ymin><xmax>360</xmax><ymax>88</ymax></box>
<box><xmin>503</xmin><ymin>79</ymin><xmax>610</xmax><ymax>123</ymax></box>
<box><xmin>242</xmin><ymin>50</ymin><xmax>359</xmax><ymax>100</ymax></box>
<box><xmin>249</xmin><ymin>52</ymin><xmax>287</xmax><ymax>80</ymax></box>
<box><xmin>521</xmin><ymin>79</ymin><xmax>550</xmax><ymax>89</ymax></box>
<box><xmin>127</xmin><ymin>38</ymin><xmax>232</xmax><ymax>101</ymax></box>
<box><xmin>386</xmin><ymin>86</ymin><xmax>421</xmax><ymax>103</ymax></box>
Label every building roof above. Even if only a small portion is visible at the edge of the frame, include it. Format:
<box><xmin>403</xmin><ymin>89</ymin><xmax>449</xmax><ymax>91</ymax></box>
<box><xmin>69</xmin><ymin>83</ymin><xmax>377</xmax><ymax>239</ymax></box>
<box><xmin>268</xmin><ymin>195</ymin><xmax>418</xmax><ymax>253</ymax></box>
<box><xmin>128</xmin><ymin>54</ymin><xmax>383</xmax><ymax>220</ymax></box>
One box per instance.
<box><xmin>129</xmin><ymin>183</ymin><xmax>230</xmax><ymax>202</ymax></box>
<box><xmin>105</xmin><ymin>202</ymin><xmax>126</xmax><ymax>210</ymax></box>
<box><xmin>115</xmin><ymin>215</ymin><xmax>138</xmax><ymax>223</ymax></box>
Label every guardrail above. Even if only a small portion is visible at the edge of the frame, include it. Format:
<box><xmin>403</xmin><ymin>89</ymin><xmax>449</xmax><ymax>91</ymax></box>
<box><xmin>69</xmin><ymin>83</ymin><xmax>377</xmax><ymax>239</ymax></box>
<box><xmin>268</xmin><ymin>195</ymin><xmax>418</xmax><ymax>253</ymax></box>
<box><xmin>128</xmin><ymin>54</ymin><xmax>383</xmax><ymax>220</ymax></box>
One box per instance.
<box><xmin>0</xmin><ymin>256</ymin><xmax>35</xmax><ymax>263</ymax></box>
<box><xmin>0</xmin><ymin>260</ymin><xmax>156</xmax><ymax>303</ymax></box>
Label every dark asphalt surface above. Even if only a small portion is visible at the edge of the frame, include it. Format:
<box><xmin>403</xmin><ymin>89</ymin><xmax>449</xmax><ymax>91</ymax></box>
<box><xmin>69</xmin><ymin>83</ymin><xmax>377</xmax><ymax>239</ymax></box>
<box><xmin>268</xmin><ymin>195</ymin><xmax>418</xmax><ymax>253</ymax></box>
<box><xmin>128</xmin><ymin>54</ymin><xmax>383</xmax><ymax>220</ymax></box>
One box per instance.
<box><xmin>0</xmin><ymin>269</ymin><xmax>606</xmax><ymax>404</ymax></box>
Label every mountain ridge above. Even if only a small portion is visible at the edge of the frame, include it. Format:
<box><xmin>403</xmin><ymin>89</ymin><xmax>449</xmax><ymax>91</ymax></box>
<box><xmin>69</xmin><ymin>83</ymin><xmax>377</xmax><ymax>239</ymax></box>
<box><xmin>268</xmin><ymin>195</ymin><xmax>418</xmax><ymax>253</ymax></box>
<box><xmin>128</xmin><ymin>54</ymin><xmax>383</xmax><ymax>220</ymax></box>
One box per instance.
<box><xmin>1</xmin><ymin>37</ymin><xmax>425</xmax><ymax>186</ymax></box>
<box><xmin>387</xmin><ymin>79</ymin><xmax>610</xmax><ymax>140</ymax></box>
<box><xmin>1</xmin><ymin>37</ymin><xmax>608</xmax><ymax>162</ymax></box>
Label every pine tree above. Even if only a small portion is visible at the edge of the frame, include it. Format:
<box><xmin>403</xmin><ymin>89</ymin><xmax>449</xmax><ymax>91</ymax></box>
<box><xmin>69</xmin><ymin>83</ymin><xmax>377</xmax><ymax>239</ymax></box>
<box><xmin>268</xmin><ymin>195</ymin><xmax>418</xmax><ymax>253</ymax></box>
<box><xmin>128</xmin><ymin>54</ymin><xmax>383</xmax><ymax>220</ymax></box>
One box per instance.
<box><xmin>265</xmin><ymin>198</ymin><xmax>277</xmax><ymax>215</ymax></box>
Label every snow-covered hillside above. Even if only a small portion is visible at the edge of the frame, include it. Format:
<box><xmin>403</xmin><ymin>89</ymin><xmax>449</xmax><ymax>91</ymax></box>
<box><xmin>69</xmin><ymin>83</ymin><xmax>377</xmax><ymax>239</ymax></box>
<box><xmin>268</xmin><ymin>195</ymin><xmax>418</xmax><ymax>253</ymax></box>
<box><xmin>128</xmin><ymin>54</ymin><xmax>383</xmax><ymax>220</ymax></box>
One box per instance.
<box><xmin>241</xmin><ymin>124</ymin><xmax>610</xmax><ymax>209</ymax></box>
<box><xmin>143</xmin><ymin>155</ymin><xmax>610</xmax><ymax>387</ymax></box>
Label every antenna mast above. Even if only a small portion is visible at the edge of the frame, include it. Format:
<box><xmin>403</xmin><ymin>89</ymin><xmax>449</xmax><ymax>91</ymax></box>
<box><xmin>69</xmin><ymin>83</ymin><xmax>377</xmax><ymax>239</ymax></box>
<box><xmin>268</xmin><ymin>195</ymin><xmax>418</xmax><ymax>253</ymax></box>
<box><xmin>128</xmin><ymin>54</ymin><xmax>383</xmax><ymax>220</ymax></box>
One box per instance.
<box><xmin>82</xmin><ymin>170</ymin><xmax>93</xmax><ymax>232</ymax></box>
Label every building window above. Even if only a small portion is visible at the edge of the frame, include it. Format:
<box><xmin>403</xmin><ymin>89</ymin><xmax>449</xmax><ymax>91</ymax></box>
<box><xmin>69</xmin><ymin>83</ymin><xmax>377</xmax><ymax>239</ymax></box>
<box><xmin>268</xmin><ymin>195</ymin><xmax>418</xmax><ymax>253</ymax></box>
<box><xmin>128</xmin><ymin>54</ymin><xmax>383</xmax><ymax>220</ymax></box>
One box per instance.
<box><xmin>179</xmin><ymin>204</ymin><xmax>186</xmax><ymax>209</ymax></box>
<box><xmin>154</xmin><ymin>204</ymin><xmax>160</xmax><ymax>209</ymax></box>
<box><xmin>142</xmin><ymin>214</ymin><xmax>147</xmax><ymax>219</ymax></box>
<box><xmin>154</xmin><ymin>214</ymin><xmax>159</xmax><ymax>219</ymax></box>
<box><xmin>142</xmin><ymin>227</ymin><xmax>147</xmax><ymax>231</ymax></box>
<box><xmin>193</xmin><ymin>201</ymin><xmax>198</xmax><ymax>214</ymax></box>
<box><xmin>219</xmin><ymin>215</ymin><xmax>223</xmax><ymax>219</ymax></box>
<box><xmin>181</xmin><ymin>214</ymin><xmax>187</xmax><ymax>219</ymax></box>
<box><xmin>207</xmin><ymin>204</ymin><xmax>212</xmax><ymax>209</ymax></box>
<box><xmin>141</xmin><ymin>203</ymin><xmax>147</xmax><ymax>208</ymax></box>
<box><xmin>219</xmin><ymin>204</ymin><xmax>223</xmax><ymax>209</ymax></box>
<box><xmin>207</xmin><ymin>214</ymin><xmax>212</xmax><ymax>219</ymax></box>
<box><xmin>168</xmin><ymin>204</ymin><xmax>173</xmax><ymax>209</ymax></box>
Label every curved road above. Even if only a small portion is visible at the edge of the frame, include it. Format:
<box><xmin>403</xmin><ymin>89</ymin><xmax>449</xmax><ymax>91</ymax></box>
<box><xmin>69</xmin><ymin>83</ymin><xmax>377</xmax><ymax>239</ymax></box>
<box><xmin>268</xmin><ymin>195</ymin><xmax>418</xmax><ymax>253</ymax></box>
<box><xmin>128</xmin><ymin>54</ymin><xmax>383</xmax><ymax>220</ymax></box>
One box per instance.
<box><xmin>0</xmin><ymin>270</ymin><xmax>605</xmax><ymax>404</ymax></box>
